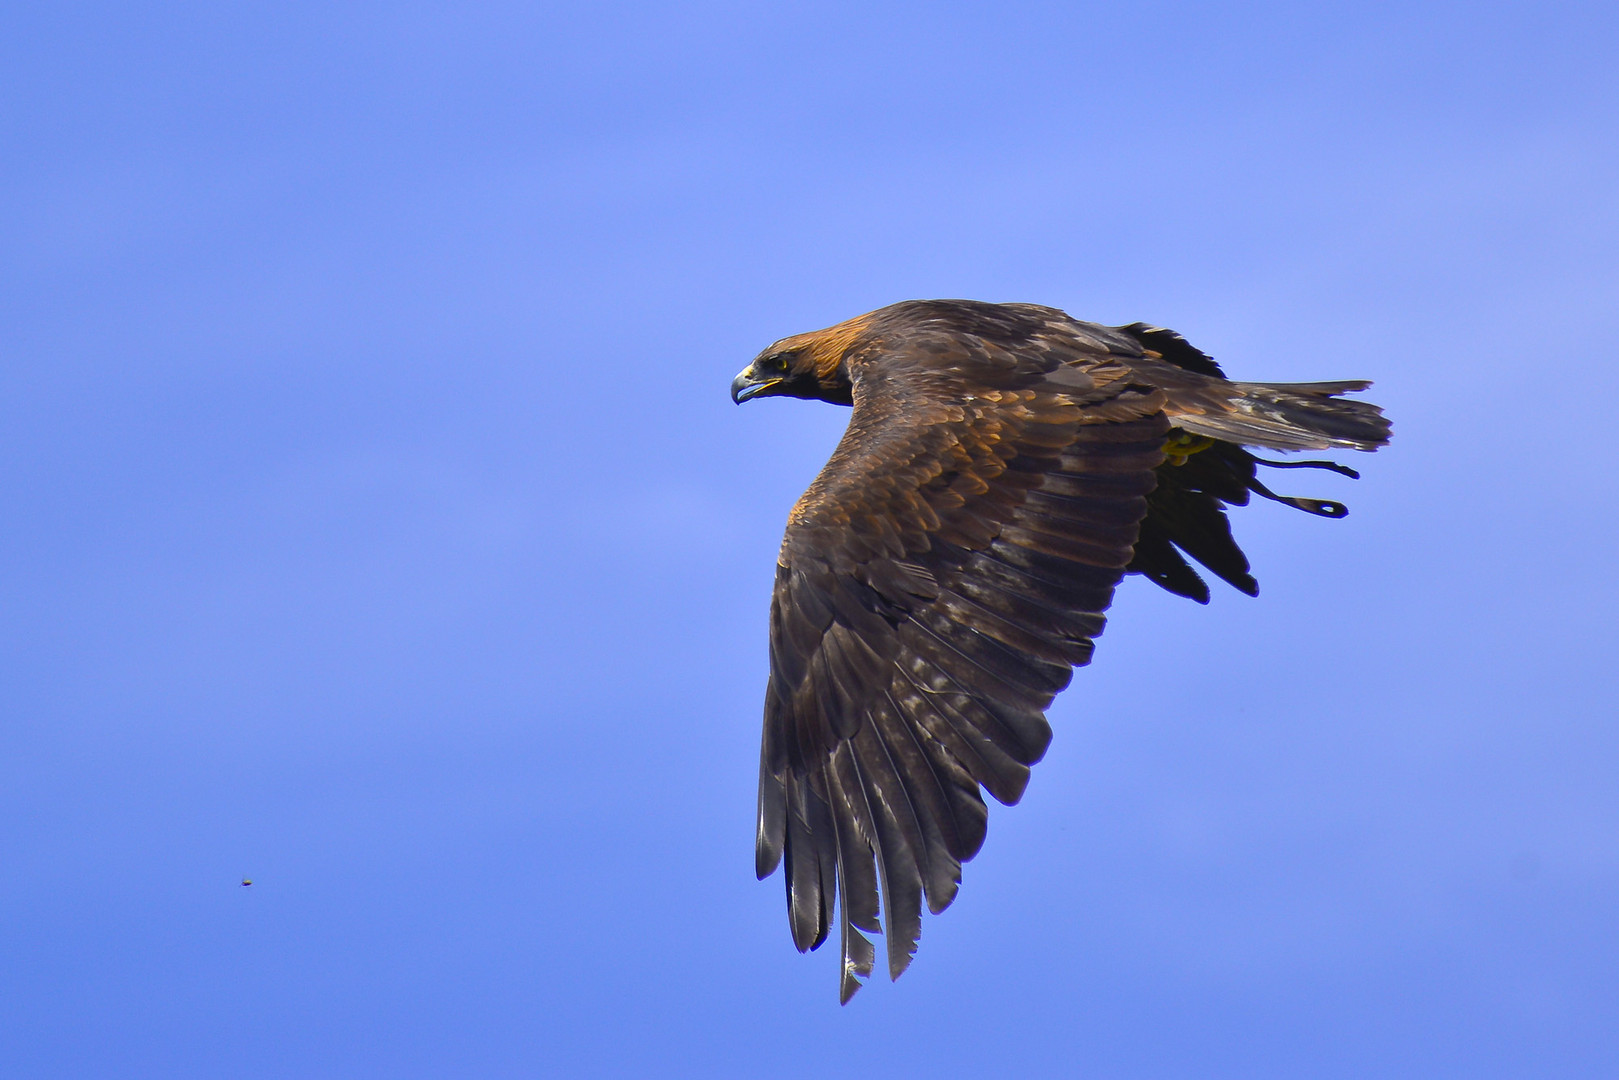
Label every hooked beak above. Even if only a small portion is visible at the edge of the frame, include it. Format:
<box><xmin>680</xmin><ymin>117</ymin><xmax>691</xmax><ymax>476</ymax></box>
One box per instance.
<box><xmin>731</xmin><ymin>365</ymin><xmax>782</xmax><ymax>404</ymax></box>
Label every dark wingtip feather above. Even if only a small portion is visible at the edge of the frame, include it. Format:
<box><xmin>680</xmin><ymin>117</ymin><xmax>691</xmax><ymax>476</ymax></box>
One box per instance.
<box><xmin>756</xmin><ymin>764</ymin><xmax>786</xmax><ymax>880</ymax></box>
<box><xmin>1126</xmin><ymin>528</ymin><xmax>1212</xmax><ymax>603</ymax></box>
<box><xmin>784</xmin><ymin>778</ymin><xmax>833</xmax><ymax>953</ymax></box>
<box><xmin>924</xmin><ymin>874</ymin><xmax>959</xmax><ymax>915</ymax></box>
<box><xmin>1119</xmin><ymin>322</ymin><xmax>1228</xmax><ymax>378</ymax></box>
<box><xmin>834</xmin><ymin>831</ymin><xmax>876</xmax><ymax>1004</ymax></box>
<box><xmin>839</xmin><ymin>933</ymin><xmax>872</xmax><ymax>1004</ymax></box>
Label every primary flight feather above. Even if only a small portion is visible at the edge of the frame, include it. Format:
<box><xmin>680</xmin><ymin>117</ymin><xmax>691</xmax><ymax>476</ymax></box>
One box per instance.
<box><xmin>730</xmin><ymin>299</ymin><xmax>1390</xmax><ymax>1002</ymax></box>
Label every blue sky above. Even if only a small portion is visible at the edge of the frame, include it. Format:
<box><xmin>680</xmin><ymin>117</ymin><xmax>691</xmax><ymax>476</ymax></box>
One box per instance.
<box><xmin>3</xmin><ymin>1</ymin><xmax>1617</xmax><ymax>1076</ymax></box>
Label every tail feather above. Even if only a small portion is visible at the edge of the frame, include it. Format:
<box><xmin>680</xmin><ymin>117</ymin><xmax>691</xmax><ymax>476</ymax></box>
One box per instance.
<box><xmin>1171</xmin><ymin>380</ymin><xmax>1391</xmax><ymax>453</ymax></box>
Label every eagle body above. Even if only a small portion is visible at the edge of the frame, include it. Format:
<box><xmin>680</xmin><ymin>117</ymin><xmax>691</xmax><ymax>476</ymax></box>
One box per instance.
<box><xmin>731</xmin><ymin>300</ymin><xmax>1389</xmax><ymax>1002</ymax></box>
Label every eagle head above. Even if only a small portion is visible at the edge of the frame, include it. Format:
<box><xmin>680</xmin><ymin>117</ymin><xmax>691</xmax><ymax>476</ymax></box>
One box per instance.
<box><xmin>730</xmin><ymin>313</ymin><xmax>872</xmax><ymax>407</ymax></box>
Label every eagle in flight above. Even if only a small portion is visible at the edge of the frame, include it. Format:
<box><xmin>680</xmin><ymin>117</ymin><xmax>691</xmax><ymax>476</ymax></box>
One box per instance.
<box><xmin>730</xmin><ymin>299</ymin><xmax>1390</xmax><ymax>1002</ymax></box>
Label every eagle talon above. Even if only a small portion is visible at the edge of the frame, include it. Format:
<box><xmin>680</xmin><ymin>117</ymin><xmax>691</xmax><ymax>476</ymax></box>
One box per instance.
<box><xmin>1163</xmin><ymin>432</ymin><xmax>1215</xmax><ymax>466</ymax></box>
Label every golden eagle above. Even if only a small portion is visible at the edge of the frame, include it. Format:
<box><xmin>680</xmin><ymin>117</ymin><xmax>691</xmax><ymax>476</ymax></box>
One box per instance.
<box><xmin>730</xmin><ymin>300</ymin><xmax>1390</xmax><ymax>1002</ymax></box>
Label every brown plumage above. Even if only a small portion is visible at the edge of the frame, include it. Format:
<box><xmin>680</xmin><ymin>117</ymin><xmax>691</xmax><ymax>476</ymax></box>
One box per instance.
<box><xmin>730</xmin><ymin>299</ymin><xmax>1390</xmax><ymax>1002</ymax></box>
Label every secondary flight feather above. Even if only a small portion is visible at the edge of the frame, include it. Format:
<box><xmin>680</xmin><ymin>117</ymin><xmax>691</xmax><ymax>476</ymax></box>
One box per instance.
<box><xmin>730</xmin><ymin>299</ymin><xmax>1390</xmax><ymax>1002</ymax></box>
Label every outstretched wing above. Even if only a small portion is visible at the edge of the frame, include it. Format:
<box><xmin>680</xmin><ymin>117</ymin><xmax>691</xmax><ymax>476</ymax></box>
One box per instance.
<box><xmin>755</xmin><ymin>326</ymin><xmax>1169</xmax><ymax>1002</ymax></box>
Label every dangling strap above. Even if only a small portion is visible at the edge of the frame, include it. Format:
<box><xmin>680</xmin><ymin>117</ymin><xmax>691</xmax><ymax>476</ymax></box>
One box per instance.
<box><xmin>1249</xmin><ymin>455</ymin><xmax>1360</xmax><ymax>480</ymax></box>
<box><xmin>1246</xmin><ymin>455</ymin><xmax>1354</xmax><ymax>518</ymax></box>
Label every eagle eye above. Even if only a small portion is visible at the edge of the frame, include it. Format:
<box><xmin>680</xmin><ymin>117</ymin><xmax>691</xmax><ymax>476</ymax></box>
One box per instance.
<box><xmin>762</xmin><ymin>352</ymin><xmax>792</xmax><ymax>373</ymax></box>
